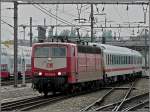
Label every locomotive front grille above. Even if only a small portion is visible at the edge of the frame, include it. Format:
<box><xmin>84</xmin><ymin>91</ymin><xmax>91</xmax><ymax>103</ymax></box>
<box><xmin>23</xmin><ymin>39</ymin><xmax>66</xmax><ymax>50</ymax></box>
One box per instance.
<box><xmin>32</xmin><ymin>76</ymin><xmax>67</xmax><ymax>92</ymax></box>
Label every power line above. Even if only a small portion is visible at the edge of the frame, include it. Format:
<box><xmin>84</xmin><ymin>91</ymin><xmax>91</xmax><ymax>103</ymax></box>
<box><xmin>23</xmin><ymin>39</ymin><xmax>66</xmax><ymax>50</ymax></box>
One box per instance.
<box><xmin>38</xmin><ymin>4</ymin><xmax>74</xmax><ymax>25</ymax></box>
<box><xmin>1</xmin><ymin>19</ymin><xmax>14</xmax><ymax>28</ymax></box>
<box><xmin>33</xmin><ymin>4</ymin><xmax>90</xmax><ymax>31</ymax></box>
<box><xmin>33</xmin><ymin>4</ymin><xmax>72</xmax><ymax>26</ymax></box>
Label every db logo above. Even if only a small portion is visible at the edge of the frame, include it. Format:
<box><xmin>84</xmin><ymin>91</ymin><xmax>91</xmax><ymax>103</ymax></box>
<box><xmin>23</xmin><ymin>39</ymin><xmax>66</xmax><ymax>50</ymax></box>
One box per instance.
<box><xmin>47</xmin><ymin>63</ymin><xmax>53</xmax><ymax>68</ymax></box>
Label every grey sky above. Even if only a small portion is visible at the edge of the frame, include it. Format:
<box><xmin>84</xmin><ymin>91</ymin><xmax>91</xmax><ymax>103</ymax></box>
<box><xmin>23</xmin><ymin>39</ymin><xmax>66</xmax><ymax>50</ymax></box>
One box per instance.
<box><xmin>1</xmin><ymin>3</ymin><xmax>149</xmax><ymax>41</ymax></box>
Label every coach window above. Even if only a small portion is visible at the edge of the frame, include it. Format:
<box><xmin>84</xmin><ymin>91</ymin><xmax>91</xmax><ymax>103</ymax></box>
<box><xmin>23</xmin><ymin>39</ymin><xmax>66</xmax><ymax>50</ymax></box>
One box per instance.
<box><xmin>115</xmin><ymin>55</ymin><xmax>117</xmax><ymax>64</ymax></box>
<box><xmin>112</xmin><ymin>55</ymin><xmax>113</xmax><ymax>64</ymax></box>
<box><xmin>118</xmin><ymin>55</ymin><xmax>120</xmax><ymax>64</ymax></box>
<box><xmin>125</xmin><ymin>56</ymin><xmax>127</xmax><ymax>64</ymax></box>
<box><xmin>118</xmin><ymin>56</ymin><xmax>120</xmax><ymax>64</ymax></box>
<box><xmin>117</xmin><ymin>55</ymin><xmax>119</xmax><ymax>64</ymax></box>
<box><xmin>120</xmin><ymin>56</ymin><xmax>122</xmax><ymax>64</ymax></box>
<box><xmin>107</xmin><ymin>54</ymin><xmax>109</xmax><ymax>65</ymax></box>
<box><xmin>113</xmin><ymin>55</ymin><xmax>115</xmax><ymax>65</ymax></box>
<box><xmin>106</xmin><ymin>55</ymin><xmax>107</xmax><ymax>65</ymax></box>
<box><xmin>109</xmin><ymin>55</ymin><xmax>111</xmax><ymax>65</ymax></box>
<box><xmin>116</xmin><ymin>55</ymin><xmax>117</xmax><ymax>64</ymax></box>
<box><xmin>116</xmin><ymin>55</ymin><xmax>118</xmax><ymax>64</ymax></box>
<box><xmin>114</xmin><ymin>55</ymin><xmax>115</xmax><ymax>64</ymax></box>
<box><xmin>114</xmin><ymin>55</ymin><xmax>116</xmax><ymax>64</ymax></box>
<box><xmin>109</xmin><ymin>54</ymin><xmax>110</xmax><ymax>65</ymax></box>
<box><xmin>108</xmin><ymin>54</ymin><xmax>109</xmax><ymax>65</ymax></box>
<box><xmin>112</xmin><ymin>55</ymin><xmax>114</xmax><ymax>64</ymax></box>
<box><xmin>120</xmin><ymin>56</ymin><xmax>121</xmax><ymax>64</ymax></box>
<box><xmin>122</xmin><ymin>56</ymin><xmax>123</xmax><ymax>64</ymax></box>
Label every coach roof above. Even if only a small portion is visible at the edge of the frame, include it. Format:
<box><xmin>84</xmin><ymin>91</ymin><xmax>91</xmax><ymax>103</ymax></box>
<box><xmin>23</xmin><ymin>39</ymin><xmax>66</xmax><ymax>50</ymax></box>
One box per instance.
<box><xmin>89</xmin><ymin>43</ymin><xmax>142</xmax><ymax>57</ymax></box>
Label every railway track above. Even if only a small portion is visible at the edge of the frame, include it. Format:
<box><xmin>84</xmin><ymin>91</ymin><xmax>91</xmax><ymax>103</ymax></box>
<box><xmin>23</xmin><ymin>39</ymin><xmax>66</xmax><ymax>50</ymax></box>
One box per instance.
<box><xmin>80</xmin><ymin>79</ymin><xmax>147</xmax><ymax>111</ymax></box>
<box><xmin>1</xmin><ymin>78</ymin><xmax>32</xmax><ymax>86</ymax></box>
<box><xmin>1</xmin><ymin>78</ymin><xmax>148</xmax><ymax>111</ymax></box>
<box><xmin>1</xmin><ymin>82</ymin><xmax>132</xmax><ymax>111</ymax></box>
<box><xmin>1</xmin><ymin>93</ymin><xmax>68</xmax><ymax>111</ymax></box>
<box><xmin>95</xmin><ymin>92</ymin><xmax>149</xmax><ymax>111</ymax></box>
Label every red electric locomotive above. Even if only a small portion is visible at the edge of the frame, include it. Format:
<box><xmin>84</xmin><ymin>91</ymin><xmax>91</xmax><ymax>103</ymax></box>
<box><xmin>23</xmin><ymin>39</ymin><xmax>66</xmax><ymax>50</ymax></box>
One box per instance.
<box><xmin>0</xmin><ymin>64</ymin><xmax>10</xmax><ymax>80</ymax></box>
<box><xmin>31</xmin><ymin>42</ymin><xmax>103</xmax><ymax>95</ymax></box>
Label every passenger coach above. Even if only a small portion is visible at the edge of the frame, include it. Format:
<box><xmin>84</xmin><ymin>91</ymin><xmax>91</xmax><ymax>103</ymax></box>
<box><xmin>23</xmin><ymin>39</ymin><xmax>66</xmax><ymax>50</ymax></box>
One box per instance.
<box><xmin>89</xmin><ymin>43</ymin><xmax>143</xmax><ymax>82</ymax></box>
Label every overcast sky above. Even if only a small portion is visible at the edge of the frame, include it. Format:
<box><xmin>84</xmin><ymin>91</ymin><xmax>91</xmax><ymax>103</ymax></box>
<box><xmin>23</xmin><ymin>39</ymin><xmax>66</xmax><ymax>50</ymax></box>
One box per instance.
<box><xmin>1</xmin><ymin>3</ymin><xmax>149</xmax><ymax>41</ymax></box>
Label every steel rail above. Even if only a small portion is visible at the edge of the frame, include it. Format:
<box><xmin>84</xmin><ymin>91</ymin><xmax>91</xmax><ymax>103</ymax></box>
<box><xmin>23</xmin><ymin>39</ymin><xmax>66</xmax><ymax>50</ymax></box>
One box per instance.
<box><xmin>20</xmin><ymin>95</ymin><xmax>68</xmax><ymax>111</ymax></box>
<box><xmin>95</xmin><ymin>92</ymin><xmax>149</xmax><ymax>111</ymax></box>
<box><xmin>122</xmin><ymin>100</ymin><xmax>149</xmax><ymax>111</ymax></box>
<box><xmin>112</xmin><ymin>80</ymin><xmax>136</xmax><ymax>111</ymax></box>
<box><xmin>1</xmin><ymin>94</ymin><xmax>65</xmax><ymax>111</ymax></box>
<box><xmin>1</xmin><ymin>96</ymin><xmax>42</xmax><ymax>107</ymax></box>
<box><xmin>80</xmin><ymin>87</ymin><xmax>115</xmax><ymax>111</ymax></box>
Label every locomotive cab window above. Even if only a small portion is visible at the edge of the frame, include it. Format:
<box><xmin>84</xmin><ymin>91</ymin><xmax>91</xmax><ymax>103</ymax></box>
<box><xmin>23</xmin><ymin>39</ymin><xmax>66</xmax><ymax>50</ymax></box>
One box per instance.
<box><xmin>34</xmin><ymin>46</ymin><xmax>66</xmax><ymax>57</ymax></box>
<box><xmin>52</xmin><ymin>47</ymin><xmax>66</xmax><ymax>57</ymax></box>
<box><xmin>34</xmin><ymin>47</ymin><xmax>49</xmax><ymax>57</ymax></box>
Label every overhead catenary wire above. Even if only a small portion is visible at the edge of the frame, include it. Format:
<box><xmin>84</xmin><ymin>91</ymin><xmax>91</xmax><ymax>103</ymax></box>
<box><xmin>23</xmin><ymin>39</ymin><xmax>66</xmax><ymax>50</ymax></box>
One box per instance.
<box><xmin>33</xmin><ymin>4</ymin><xmax>90</xmax><ymax>31</ymax></box>
<box><xmin>38</xmin><ymin>4</ymin><xmax>75</xmax><ymax>26</ymax></box>
<box><xmin>52</xmin><ymin>4</ymin><xmax>78</xmax><ymax>19</ymax></box>
<box><xmin>33</xmin><ymin>4</ymin><xmax>73</xmax><ymax>26</ymax></box>
<box><xmin>1</xmin><ymin>19</ymin><xmax>14</xmax><ymax>28</ymax></box>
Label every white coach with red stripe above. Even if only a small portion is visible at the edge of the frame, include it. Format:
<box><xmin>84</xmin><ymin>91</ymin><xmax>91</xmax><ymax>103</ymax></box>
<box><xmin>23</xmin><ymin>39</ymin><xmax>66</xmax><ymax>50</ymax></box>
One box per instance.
<box><xmin>89</xmin><ymin>43</ymin><xmax>143</xmax><ymax>78</ymax></box>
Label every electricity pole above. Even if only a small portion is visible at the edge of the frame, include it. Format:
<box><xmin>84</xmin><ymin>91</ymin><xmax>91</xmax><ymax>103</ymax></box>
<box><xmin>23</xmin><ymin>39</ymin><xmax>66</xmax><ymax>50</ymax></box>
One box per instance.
<box><xmin>144</xmin><ymin>29</ymin><xmax>148</xmax><ymax>70</ymax></box>
<box><xmin>91</xmin><ymin>4</ymin><xmax>94</xmax><ymax>42</ymax></box>
<box><xmin>14</xmin><ymin>1</ymin><xmax>18</xmax><ymax>87</ymax></box>
<box><xmin>0</xmin><ymin>1</ymin><xmax>1</xmax><ymax>87</ymax></box>
<box><xmin>30</xmin><ymin>17</ymin><xmax>32</xmax><ymax>47</ymax></box>
<box><xmin>149</xmin><ymin>2</ymin><xmax>150</xmax><ymax>72</ymax></box>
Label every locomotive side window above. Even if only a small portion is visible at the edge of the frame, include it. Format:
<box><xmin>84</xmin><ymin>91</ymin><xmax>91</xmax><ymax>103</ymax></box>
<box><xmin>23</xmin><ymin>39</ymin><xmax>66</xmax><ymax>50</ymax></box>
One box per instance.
<box><xmin>77</xmin><ymin>45</ymin><xmax>101</xmax><ymax>54</ymax></box>
<box><xmin>71</xmin><ymin>47</ymin><xmax>75</xmax><ymax>56</ymax></box>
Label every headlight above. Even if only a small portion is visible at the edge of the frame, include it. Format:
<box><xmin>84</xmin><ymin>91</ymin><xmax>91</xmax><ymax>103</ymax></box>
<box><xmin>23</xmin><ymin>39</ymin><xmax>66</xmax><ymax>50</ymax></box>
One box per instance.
<box><xmin>39</xmin><ymin>72</ymin><xmax>42</xmax><ymax>76</ymax></box>
<box><xmin>57</xmin><ymin>72</ymin><xmax>61</xmax><ymax>76</ymax></box>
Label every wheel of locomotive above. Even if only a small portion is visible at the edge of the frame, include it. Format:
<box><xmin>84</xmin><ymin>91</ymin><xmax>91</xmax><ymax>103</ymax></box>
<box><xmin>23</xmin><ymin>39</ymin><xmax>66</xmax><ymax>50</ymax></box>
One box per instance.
<box><xmin>103</xmin><ymin>74</ymin><xmax>108</xmax><ymax>85</ymax></box>
<box><xmin>43</xmin><ymin>90</ymin><xmax>48</xmax><ymax>97</ymax></box>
